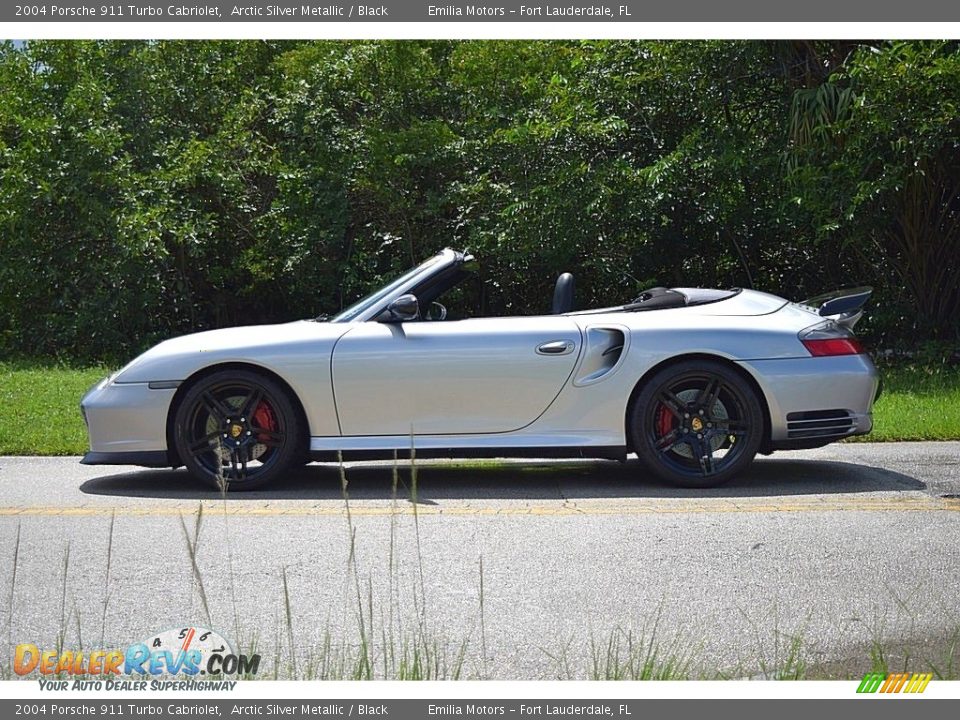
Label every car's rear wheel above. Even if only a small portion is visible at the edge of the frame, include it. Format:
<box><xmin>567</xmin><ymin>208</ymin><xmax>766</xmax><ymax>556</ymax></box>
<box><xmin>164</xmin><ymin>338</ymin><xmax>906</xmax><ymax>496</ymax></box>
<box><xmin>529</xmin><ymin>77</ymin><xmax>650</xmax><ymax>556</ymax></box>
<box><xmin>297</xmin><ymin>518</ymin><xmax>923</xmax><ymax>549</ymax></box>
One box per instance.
<box><xmin>173</xmin><ymin>369</ymin><xmax>303</xmax><ymax>491</ymax></box>
<box><xmin>629</xmin><ymin>360</ymin><xmax>764</xmax><ymax>488</ymax></box>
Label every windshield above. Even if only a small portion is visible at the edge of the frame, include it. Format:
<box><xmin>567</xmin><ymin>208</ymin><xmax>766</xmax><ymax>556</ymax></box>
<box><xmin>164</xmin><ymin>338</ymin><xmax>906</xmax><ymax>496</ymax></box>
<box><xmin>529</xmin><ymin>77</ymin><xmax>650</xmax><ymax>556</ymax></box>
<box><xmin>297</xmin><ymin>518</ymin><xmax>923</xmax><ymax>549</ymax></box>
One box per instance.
<box><xmin>331</xmin><ymin>253</ymin><xmax>447</xmax><ymax>322</ymax></box>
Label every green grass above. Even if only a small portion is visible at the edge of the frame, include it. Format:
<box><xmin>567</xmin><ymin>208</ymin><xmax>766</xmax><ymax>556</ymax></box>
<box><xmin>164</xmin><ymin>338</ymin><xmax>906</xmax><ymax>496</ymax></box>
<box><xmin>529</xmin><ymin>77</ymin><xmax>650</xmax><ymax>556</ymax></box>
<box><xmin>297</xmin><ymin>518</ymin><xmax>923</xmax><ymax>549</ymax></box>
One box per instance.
<box><xmin>0</xmin><ymin>362</ymin><xmax>958</xmax><ymax>455</ymax></box>
<box><xmin>0</xmin><ymin>362</ymin><xmax>111</xmax><ymax>455</ymax></box>
<box><xmin>856</xmin><ymin>364</ymin><xmax>960</xmax><ymax>441</ymax></box>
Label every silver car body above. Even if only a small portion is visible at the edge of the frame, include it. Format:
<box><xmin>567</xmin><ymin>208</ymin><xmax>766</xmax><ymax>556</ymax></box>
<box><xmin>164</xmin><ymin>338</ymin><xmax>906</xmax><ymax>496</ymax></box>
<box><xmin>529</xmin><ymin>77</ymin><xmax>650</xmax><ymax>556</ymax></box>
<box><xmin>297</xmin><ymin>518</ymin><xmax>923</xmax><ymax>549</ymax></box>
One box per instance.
<box><xmin>81</xmin><ymin>248</ymin><xmax>880</xmax><ymax>466</ymax></box>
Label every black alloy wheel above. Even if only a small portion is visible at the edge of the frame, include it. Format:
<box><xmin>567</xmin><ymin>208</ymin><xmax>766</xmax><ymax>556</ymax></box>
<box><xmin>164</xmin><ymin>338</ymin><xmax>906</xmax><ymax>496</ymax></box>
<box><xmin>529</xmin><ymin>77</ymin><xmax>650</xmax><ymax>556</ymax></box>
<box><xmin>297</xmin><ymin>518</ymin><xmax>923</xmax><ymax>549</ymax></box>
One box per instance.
<box><xmin>173</xmin><ymin>369</ymin><xmax>303</xmax><ymax>491</ymax></box>
<box><xmin>630</xmin><ymin>360</ymin><xmax>763</xmax><ymax>488</ymax></box>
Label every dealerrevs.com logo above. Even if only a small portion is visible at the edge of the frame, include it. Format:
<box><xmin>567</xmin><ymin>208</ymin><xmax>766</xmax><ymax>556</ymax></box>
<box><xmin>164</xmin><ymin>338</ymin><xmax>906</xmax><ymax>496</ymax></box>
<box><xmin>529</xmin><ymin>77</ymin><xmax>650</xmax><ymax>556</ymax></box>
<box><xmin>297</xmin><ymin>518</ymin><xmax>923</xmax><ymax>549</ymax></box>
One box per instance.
<box><xmin>14</xmin><ymin>626</ymin><xmax>259</xmax><ymax>691</ymax></box>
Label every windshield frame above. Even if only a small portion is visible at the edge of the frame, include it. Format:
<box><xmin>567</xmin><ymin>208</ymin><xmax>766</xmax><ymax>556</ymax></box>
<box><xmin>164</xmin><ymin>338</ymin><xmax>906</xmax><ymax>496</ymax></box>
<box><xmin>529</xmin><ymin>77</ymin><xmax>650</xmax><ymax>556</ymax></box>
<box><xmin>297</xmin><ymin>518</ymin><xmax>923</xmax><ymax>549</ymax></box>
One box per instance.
<box><xmin>331</xmin><ymin>248</ymin><xmax>461</xmax><ymax>323</ymax></box>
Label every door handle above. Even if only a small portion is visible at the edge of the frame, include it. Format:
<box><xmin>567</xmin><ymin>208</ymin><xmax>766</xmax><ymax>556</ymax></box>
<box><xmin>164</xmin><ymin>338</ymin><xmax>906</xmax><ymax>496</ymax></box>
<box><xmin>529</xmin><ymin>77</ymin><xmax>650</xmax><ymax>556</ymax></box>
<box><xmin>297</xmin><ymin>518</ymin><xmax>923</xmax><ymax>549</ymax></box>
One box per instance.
<box><xmin>536</xmin><ymin>340</ymin><xmax>575</xmax><ymax>356</ymax></box>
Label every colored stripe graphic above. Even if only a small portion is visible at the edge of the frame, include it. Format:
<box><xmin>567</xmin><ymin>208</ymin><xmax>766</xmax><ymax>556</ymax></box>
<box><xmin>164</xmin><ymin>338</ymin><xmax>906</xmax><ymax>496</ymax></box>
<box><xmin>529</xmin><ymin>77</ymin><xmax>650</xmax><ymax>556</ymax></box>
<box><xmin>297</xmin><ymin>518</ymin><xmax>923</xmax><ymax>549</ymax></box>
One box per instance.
<box><xmin>857</xmin><ymin>672</ymin><xmax>932</xmax><ymax>694</ymax></box>
<box><xmin>887</xmin><ymin>673</ymin><xmax>909</xmax><ymax>693</ymax></box>
<box><xmin>856</xmin><ymin>673</ymin><xmax>885</xmax><ymax>693</ymax></box>
<box><xmin>905</xmin><ymin>673</ymin><xmax>933</xmax><ymax>693</ymax></box>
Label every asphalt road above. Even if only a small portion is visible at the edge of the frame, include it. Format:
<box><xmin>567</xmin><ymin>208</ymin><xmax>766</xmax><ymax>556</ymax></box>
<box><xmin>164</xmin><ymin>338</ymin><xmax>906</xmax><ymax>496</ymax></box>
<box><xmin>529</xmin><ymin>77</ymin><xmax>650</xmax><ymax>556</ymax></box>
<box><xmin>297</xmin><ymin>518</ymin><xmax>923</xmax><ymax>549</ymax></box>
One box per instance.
<box><xmin>1</xmin><ymin>443</ymin><xmax>959</xmax><ymax>679</ymax></box>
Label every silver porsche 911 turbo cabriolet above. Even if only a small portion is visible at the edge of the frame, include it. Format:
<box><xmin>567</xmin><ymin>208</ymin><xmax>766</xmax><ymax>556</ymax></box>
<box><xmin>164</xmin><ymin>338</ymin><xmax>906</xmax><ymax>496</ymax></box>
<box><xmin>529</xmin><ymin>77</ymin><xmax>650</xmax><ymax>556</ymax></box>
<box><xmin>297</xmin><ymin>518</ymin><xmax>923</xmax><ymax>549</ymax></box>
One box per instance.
<box><xmin>81</xmin><ymin>248</ymin><xmax>880</xmax><ymax>490</ymax></box>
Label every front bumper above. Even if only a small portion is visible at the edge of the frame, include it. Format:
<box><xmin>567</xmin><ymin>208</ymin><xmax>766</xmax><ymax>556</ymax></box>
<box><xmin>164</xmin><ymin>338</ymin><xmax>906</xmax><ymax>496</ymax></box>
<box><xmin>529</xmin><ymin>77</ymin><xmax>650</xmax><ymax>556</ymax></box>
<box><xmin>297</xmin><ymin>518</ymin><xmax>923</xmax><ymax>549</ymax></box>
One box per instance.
<box><xmin>81</xmin><ymin>450</ymin><xmax>171</xmax><ymax>467</ymax></box>
<box><xmin>80</xmin><ymin>378</ymin><xmax>177</xmax><ymax>459</ymax></box>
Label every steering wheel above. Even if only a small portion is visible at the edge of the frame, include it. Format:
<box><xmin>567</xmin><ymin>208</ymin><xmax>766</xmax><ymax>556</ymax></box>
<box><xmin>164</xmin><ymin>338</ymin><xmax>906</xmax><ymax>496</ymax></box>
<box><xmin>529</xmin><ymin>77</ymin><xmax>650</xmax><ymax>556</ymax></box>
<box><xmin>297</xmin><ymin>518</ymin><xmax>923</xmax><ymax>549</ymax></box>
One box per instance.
<box><xmin>427</xmin><ymin>301</ymin><xmax>448</xmax><ymax>321</ymax></box>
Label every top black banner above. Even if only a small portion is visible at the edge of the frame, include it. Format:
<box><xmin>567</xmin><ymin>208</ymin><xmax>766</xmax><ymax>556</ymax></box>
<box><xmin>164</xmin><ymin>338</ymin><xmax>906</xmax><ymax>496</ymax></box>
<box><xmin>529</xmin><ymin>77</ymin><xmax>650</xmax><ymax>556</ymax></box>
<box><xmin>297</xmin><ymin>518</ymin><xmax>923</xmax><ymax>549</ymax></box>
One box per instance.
<box><xmin>6</xmin><ymin>0</ymin><xmax>959</xmax><ymax>22</ymax></box>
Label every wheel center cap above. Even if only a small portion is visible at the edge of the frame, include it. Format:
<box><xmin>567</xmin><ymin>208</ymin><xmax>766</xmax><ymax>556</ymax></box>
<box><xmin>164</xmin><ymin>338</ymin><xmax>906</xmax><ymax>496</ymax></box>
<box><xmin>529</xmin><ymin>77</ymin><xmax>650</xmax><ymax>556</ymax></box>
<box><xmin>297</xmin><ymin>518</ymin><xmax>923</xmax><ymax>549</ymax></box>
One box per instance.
<box><xmin>691</xmin><ymin>417</ymin><xmax>704</xmax><ymax>432</ymax></box>
<box><xmin>229</xmin><ymin>424</ymin><xmax>244</xmax><ymax>439</ymax></box>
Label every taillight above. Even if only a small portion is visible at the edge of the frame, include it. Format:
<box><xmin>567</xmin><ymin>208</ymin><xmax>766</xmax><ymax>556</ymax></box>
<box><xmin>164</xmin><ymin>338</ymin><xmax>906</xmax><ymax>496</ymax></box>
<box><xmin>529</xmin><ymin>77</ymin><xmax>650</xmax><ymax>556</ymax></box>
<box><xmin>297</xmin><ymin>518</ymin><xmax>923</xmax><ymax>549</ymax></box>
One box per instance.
<box><xmin>802</xmin><ymin>337</ymin><xmax>865</xmax><ymax>356</ymax></box>
<box><xmin>799</xmin><ymin>321</ymin><xmax>866</xmax><ymax>356</ymax></box>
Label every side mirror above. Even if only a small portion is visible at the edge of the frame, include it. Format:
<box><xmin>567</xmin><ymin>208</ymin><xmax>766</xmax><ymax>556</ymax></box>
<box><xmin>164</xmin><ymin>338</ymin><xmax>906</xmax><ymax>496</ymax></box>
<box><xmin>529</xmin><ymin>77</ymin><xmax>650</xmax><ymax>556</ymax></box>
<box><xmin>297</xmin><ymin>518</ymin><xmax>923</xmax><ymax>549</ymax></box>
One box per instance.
<box><xmin>383</xmin><ymin>294</ymin><xmax>420</xmax><ymax>322</ymax></box>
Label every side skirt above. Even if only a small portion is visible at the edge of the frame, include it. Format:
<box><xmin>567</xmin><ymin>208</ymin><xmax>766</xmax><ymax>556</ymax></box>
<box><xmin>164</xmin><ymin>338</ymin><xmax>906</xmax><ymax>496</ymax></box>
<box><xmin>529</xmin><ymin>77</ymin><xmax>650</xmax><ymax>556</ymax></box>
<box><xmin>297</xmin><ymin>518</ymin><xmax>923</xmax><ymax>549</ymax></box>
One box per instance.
<box><xmin>309</xmin><ymin>446</ymin><xmax>628</xmax><ymax>463</ymax></box>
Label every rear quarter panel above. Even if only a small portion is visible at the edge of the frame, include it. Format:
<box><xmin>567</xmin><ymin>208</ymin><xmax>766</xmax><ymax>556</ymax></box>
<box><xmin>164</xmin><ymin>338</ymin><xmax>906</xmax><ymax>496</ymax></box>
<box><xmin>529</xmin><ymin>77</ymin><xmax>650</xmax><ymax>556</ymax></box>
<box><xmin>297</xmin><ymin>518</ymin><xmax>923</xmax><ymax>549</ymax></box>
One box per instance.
<box><xmin>522</xmin><ymin>300</ymin><xmax>825</xmax><ymax>445</ymax></box>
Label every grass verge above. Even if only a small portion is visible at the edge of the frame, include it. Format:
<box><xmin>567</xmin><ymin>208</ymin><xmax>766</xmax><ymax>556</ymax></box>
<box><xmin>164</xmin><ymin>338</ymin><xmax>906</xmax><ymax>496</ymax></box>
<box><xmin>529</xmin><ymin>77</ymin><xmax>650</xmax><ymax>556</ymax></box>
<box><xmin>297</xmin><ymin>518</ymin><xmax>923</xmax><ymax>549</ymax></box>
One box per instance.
<box><xmin>855</xmin><ymin>364</ymin><xmax>960</xmax><ymax>441</ymax></box>
<box><xmin>0</xmin><ymin>362</ymin><xmax>110</xmax><ymax>455</ymax></box>
<box><xmin>0</xmin><ymin>361</ymin><xmax>958</xmax><ymax>455</ymax></box>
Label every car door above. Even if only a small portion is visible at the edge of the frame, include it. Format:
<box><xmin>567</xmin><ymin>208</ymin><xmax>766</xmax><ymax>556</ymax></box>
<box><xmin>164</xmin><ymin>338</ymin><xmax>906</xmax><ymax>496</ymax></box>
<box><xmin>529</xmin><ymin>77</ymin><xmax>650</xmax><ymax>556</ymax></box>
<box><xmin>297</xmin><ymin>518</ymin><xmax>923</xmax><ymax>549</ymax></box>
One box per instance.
<box><xmin>331</xmin><ymin>316</ymin><xmax>582</xmax><ymax>436</ymax></box>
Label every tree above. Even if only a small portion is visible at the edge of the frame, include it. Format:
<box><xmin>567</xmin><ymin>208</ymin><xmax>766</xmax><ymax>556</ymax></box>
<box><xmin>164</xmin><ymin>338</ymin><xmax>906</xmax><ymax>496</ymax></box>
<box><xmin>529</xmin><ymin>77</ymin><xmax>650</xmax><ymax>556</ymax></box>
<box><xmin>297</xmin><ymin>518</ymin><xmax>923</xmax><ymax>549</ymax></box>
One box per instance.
<box><xmin>787</xmin><ymin>41</ymin><xmax>960</xmax><ymax>340</ymax></box>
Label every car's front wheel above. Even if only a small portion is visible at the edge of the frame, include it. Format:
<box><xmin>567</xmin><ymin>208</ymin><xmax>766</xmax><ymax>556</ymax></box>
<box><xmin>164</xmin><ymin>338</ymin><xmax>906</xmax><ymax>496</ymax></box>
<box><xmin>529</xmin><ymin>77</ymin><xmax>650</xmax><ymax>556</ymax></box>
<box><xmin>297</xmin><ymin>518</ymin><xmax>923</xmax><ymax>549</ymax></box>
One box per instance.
<box><xmin>629</xmin><ymin>360</ymin><xmax>764</xmax><ymax>488</ymax></box>
<box><xmin>173</xmin><ymin>369</ymin><xmax>303</xmax><ymax>491</ymax></box>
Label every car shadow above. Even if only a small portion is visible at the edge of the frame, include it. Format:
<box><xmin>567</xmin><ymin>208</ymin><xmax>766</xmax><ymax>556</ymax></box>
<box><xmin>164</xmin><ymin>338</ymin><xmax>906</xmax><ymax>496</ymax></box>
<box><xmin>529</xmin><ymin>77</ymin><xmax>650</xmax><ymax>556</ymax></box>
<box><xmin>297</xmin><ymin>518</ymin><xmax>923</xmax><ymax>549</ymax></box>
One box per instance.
<box><xmin>79</xmin><ymin>457</ymin><xmax>926</xmax><ymax>503</ymax></box>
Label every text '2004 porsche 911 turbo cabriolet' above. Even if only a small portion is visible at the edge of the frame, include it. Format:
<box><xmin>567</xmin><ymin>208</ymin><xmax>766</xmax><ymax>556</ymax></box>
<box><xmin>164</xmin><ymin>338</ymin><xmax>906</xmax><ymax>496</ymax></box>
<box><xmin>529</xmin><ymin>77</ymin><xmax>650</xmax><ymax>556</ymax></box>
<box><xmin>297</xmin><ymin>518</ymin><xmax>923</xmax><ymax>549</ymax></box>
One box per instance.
<box><xmin>81</xmin><ymin>248</ymin><xmax>880</xmax><ymax>490</ymax></box>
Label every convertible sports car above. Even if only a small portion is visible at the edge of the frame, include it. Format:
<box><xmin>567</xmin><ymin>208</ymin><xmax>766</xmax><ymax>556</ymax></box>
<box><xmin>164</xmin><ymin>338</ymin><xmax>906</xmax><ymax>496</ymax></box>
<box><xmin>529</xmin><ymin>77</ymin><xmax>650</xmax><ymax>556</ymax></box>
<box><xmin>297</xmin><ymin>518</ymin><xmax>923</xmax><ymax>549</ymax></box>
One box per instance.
<box><xmin>81</xmin><ymin>248</ymin><xmax>880</xmax><ymax>490</ymax></box>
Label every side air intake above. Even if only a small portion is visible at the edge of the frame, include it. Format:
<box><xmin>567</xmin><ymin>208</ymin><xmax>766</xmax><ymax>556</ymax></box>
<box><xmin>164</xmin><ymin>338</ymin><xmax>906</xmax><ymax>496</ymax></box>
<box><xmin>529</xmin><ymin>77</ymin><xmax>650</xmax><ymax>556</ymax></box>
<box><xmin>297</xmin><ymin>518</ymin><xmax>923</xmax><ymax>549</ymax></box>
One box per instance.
<box><xmin>786</xmin><ymin>410</ymin><xmax>856</xmax><ymax>439</ymax></box>
<box><xmin>574</xmin><ymin>327</ymin><xmax>626</xmax><ymax>386</ymax></box>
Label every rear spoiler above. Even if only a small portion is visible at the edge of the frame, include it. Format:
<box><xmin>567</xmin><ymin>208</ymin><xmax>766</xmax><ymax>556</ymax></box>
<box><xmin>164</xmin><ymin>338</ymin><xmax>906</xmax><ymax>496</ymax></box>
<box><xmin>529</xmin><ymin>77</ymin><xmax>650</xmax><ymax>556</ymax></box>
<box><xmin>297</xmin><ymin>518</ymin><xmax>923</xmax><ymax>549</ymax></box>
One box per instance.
<box><xmin>800</xmin><ymin>286</ymin><xmax>872</xmax><ymax>329</ymax></box>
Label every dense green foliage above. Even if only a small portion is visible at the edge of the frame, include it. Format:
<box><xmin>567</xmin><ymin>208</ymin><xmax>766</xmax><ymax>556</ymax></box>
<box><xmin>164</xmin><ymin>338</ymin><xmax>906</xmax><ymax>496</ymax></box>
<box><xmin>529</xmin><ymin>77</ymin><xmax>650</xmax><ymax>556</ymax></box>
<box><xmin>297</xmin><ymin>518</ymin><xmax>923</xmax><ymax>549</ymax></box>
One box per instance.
<box><xmin>0</xmin><ymin>40</ymin><xmax>957</xmax><ymax>362</ymax></box>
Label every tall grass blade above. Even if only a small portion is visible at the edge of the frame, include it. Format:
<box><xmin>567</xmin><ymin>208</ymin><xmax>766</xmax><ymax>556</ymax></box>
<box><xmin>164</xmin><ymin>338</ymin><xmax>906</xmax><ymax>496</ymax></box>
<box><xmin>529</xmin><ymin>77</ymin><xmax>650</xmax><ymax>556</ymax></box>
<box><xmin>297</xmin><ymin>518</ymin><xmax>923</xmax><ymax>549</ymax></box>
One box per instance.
<box><xmin>178</xmin><ymin>506</ymin><xmax>212</xmax><ymax>627</ymax></box>
<box><xmin>98</xmin><ymin>510</ymin><xmax>115</xmax><ymax>647</ymax></box>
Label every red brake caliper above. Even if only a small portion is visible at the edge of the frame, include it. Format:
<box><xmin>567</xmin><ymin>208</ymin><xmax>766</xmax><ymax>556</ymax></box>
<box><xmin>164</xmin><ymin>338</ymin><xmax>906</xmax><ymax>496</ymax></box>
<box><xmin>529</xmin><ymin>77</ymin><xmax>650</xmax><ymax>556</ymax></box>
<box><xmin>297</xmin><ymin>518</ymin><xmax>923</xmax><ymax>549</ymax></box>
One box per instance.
<box><xmin>657</xmin><ymin>405</ymin><xmax>674</xmax><ymax>442</ymax></box>
<box><xmin>253</xmin><ymin>401</ymin><xmax>277</xmax><ymax>442</ymax></box>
